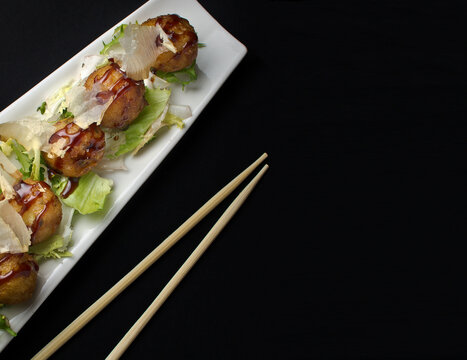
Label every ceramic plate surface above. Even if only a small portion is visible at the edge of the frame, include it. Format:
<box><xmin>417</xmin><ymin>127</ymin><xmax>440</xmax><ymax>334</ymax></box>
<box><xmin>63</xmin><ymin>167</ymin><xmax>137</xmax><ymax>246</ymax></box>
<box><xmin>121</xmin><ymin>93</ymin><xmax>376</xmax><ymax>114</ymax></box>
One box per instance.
<box><xmin>0</xmin><ymin>0</ymin><xmax>246</xmax><ymax>351</ymax></box>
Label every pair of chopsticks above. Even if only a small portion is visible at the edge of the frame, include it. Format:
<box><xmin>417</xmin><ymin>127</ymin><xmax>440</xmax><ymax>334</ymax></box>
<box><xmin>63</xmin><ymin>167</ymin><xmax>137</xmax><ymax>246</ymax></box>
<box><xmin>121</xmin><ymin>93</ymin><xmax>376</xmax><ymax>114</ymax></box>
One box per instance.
<box><xmin>33</xmin><ymin>153</ymin><xmax>269</xmax><ymax>360</ymax></box>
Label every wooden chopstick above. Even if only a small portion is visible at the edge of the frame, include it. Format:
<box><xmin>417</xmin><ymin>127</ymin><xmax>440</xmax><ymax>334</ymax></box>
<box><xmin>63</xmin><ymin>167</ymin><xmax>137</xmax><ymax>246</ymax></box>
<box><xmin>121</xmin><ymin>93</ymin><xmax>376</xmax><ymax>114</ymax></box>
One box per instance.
<box><xmin>106</xmin><ymin>164</ymin><xmax>269</xmax><ymax>360</ymax></box>
<box><xmin>32</xmin><ymin>153</ymin><xmax>267</xmax><ymax>360</ymax></box>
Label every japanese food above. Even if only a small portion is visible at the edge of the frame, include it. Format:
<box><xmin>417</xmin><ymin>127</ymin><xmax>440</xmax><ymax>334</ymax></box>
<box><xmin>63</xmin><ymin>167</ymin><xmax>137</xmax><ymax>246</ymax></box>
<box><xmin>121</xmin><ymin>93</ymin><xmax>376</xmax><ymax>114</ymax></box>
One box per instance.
<box><xmin>84</xmin><ymin>63</ymin><xmax>146</xmax><ymax>129</ymax></box>
<box><xmin>0</xmin><ymin>12</ymin><xmax>199</xmax><ymax>336</ymax></box>
<box><xmin>44</xmin><ymin>118</ymin><xmax>106</xmax><ymax>177</ymax></box>
<box><xmin>4</xmin><ymin>179</ymin><xmax>62</xmax><ymax>245</ymax></box>
<box><xmin>0</xmin><ymin>253</ymin><xmax>38</xmax><ymax>305</ymax></box>
<box><xmin>143</xmin><ymin>14</ymin><xmax>198</xmax><ymax>73</ymax></box>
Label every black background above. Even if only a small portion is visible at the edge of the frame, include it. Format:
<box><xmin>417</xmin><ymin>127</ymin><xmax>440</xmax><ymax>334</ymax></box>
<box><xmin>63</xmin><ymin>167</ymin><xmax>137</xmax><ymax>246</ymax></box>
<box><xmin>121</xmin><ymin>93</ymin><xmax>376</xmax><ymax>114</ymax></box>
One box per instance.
<box><xmin>2</xmin><ymin>0</ymin><xmax>467</xmax><ymax>359</ymax></box>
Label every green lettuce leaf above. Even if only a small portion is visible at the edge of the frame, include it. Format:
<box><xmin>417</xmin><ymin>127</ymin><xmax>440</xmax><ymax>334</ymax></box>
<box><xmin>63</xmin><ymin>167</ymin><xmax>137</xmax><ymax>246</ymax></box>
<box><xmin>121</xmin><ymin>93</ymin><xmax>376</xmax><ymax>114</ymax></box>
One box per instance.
<box><xmin>59</xmin><ymin>107</ymin><xmax>74</xmax><ymax>120</ymax></box>
<box><xmin>163</xmin><ymin>112</ymin><xmax>185</xmax><ymax>129</ymax></box>
<box><xmin>100</xmin><ymin>24</ymin><xmax>127</xmax><ymax>55</ymax></box>
<box><xmin>51</xmin><ymin>172</ymin><xmax>113</xmax><ymax>215</ymax></box>
<box><xmin>30</xmin><ymin>147</ymin><xmax>43</xmax><ymax>181</ymax></box>
<box><xmin>6</xmin><ymin>138</ymin><xmax>45</xmax><ymax>181</ymax></box>
<box><xmin>62</xmin><ymin>172</ymin><xmax>112</xmax><ymax>214</ymax></box>
<box><xmin>9</xmin><ymin>139</ymin><xmax>31</xmax><ymax>178</ymax></box>
<box><xmin>155</xmin><ymin>61</ymin><xmax>198</xmax><ymax>90</ymax></box>
<box><xmin>115</xmin><ymin>87</ymin><xmax>171</xmax><ymax>157</ymax></box>
<box><xmin>0</xmin><ymin>314</ymin><xmax>16</xmax><ymax>337</ymax></box>
<box><xmin>29</xmin><ymin>234</ymin><xmax>72</xmax><ymax>262</ymax></box>
<box><xmin>36</xmin><ymin>101</ymin><xmax>47</xmax><ymax>115</ymax></box>
<box><xmin>49</xmin><ymin>172</ymin><xmax>68</xmax><ymax>196</ymax></box>
<box><xmin>0</xmin><ymin>141</ymin><xmax>13</xmax><ymax>156</ymax></box>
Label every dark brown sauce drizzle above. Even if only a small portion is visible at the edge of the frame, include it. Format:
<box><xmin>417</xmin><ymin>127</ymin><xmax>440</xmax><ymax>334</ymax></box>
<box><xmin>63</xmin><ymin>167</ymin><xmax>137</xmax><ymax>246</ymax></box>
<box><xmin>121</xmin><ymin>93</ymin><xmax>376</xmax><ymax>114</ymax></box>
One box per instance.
<box><xmin>14</xmin><ymin>181</ymin><xmax>46</xmax><ymax>215</ymax></box>
<box><xmin>49</xmin><ymin>122</ymin><xmax>86</xmax><ymax>149</ymax></box>
<box><xmin>48</xmin><ymin>122</ymin><xmax>105</xmax><ymax>172</ymax></box>
<box><xmin>94</xmin><ymin>62</ymin><xmax>142</xmax><ymax>103</ymax></box>
<box><xmin>30</xmin><ymin>206</ymin><xmax>47</xmax><ymax>237</ymax></box>
<box><xmin>159</xmin><ymin>16</ymin><xmax>180</xmax><ymax>43</ymax></box>
<box><xmin>13</xmin><ymin>181</ymin><xmax>52</xmax><ymax>241</ymax></box>
<box><xmin>61</xmin><ymin>177</ymin><xmax>79</xmax><ymax>199</ymax></box>
<box><xmin>0</xmin><ymin>254</ymin><xmax>38</xmax><ymax>286</ymax></box>
<box><xmin>155</xmin><ymin>16</ymin><xmax>197</xmax><ymax>54</ymax></box>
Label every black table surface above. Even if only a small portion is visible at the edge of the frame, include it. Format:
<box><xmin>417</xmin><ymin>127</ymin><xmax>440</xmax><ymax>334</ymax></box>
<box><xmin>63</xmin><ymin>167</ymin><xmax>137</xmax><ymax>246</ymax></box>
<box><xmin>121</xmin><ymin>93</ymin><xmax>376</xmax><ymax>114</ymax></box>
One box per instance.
<box><xmin>2</xmin><ymin>1</ymin><xmax>467</xmax><ymax>359</ymax></box>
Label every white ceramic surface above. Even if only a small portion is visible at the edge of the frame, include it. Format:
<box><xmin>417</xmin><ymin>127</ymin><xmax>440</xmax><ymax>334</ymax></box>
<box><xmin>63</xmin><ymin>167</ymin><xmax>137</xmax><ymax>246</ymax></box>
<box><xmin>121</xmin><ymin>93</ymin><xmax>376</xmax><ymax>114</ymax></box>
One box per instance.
<box><xmin>0</xmin><ymin>0</ymin><xmax>246</xmax><ymax>351</ymax></box>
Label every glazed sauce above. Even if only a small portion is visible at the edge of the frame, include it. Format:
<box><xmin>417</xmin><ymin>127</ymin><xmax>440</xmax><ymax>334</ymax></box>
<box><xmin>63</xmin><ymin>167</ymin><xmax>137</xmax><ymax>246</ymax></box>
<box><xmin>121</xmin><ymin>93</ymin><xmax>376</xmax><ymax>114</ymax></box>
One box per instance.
<box><xmin>13</xmin><ymin>181</ymin><xmax>52</xmax><ymax>241</ymax></box>
<box><xmin>29</xmin><ymin>206</ymin><xmax>47</xmax><ymax>237</ymax></box>
<box><xmin>156</xmin><ymin>16</ymin><xmax>198</xmax><ymax>54</ymax></box>
<box><xmin>61</xmin><ymin>177</ymin><xmax>79</xmax><ymax>199</ymax></box>
<box><xmin>49</xmin><ymin>122</ymin><xmax>87</xmax><ymax>149</ymax></box>
<box><xmin>14</xmin><ymin>181</ymin><xmax>49</xmax><ymax>215</ymax></box>
<box><xmin>0</xmin><ymin>254</ymin><xmax>38</xmax><ymax>286</ymax></box>
<box><xmin>94</xmin><ymin>62</ymin><xmax>142</xmax><ymax>103</ymax></box>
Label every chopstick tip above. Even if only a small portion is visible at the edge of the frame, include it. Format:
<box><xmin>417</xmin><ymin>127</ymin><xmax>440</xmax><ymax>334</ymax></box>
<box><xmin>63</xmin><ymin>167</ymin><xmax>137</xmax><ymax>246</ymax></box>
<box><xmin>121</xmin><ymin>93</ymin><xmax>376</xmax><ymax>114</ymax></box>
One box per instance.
<box><xmin>256</xmin><ymin>164</ymin><xmax>269</xmax><ymax>177</ymax></box>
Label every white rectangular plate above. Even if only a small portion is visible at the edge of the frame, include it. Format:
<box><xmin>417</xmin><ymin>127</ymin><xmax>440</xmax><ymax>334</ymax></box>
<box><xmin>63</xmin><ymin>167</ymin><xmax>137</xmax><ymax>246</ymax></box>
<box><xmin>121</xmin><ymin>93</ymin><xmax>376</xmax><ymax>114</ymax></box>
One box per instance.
<box><xmin>0</xmin><ymin>0</ymin><xmax>246</xmax><ymax>351</ymax></box>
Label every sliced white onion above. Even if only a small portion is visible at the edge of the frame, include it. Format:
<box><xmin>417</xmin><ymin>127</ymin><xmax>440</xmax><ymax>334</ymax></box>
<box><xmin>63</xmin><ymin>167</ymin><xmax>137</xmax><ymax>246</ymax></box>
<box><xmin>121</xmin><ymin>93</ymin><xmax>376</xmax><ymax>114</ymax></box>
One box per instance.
<box><xmin>94</xmin><ymin>157</ymin><xmax>127</xmax><ymax>173</ymax></box>
<box><xmin>168</xmin><ymin>104</ymin><xmax>192</xmax><ymax>120</ymax></box>
<box><xmin>57</xmin><ymin>205</ymin><xmax>74</xmax><ymax>250</ymax></box>
<box><xmin>144</xmin><ymin>74</ymin><xmax>170</xmax><ymax>89</ymax></box>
